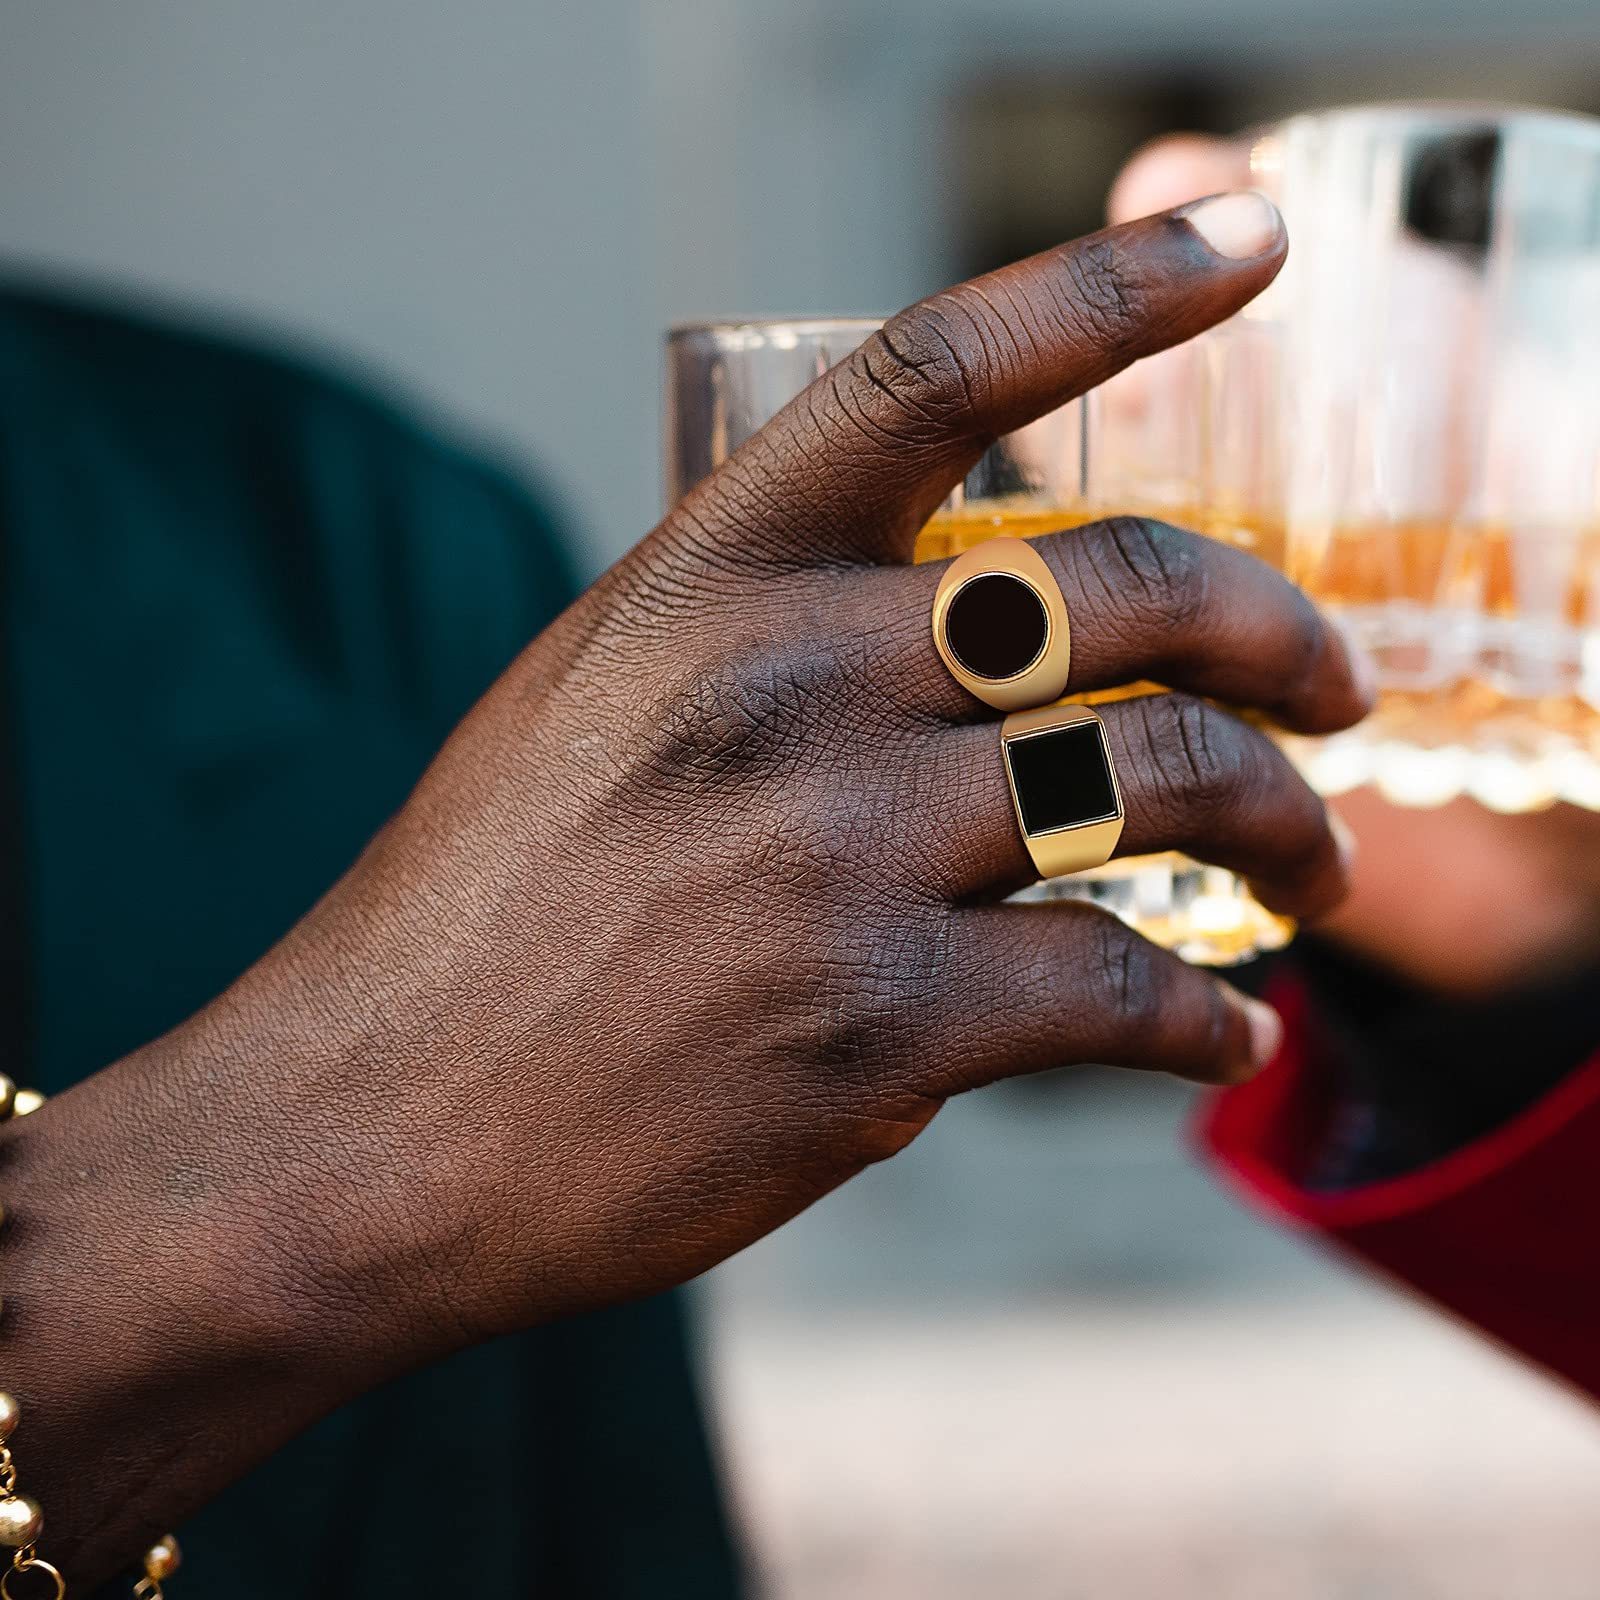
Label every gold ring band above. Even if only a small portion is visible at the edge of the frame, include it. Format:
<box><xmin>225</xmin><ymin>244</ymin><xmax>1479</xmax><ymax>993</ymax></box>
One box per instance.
<box><xmin>931</xmin><ymin>537</ymin><xmax>1070</xmax><ymax>711</ymax></box>
<box><xmin>1001</xmin><ymin>703</ymin><xmax>1125</xmax><ymax>878</ymax></box>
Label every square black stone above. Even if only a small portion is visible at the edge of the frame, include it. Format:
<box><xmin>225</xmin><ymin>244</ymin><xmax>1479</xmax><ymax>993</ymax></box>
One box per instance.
<box><xmin>1005</xmin><ymin>721</ymin><xmax>1120</xmax><ymax>835</ymax></box>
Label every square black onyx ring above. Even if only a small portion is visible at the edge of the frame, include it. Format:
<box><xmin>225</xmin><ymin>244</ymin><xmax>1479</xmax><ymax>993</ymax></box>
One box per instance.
<box><xmin>1001</xmin><ymin>704</ymin><xmax>1125</xmax><ymax>878</ymax></box>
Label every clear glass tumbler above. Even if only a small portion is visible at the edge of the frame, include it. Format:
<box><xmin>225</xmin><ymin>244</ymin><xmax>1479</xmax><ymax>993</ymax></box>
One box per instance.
<box><xmin>1216</xmin><ymin>104</ymin><xmax>1600</xmax><ymax>815</ymax></box>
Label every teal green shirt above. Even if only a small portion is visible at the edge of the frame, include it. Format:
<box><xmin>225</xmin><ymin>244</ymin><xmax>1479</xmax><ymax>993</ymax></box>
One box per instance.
<box><xmin>0</xmin><ymin>286</ymin><xmax>742</xmax><ymax>1597</ymax></box>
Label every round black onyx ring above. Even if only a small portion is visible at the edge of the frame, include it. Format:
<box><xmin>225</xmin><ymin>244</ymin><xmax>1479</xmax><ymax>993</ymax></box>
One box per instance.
<box><xmin>930</xmin><ymin>537</ymin><xmax>1071</xmax><ymax>711</ymax></box>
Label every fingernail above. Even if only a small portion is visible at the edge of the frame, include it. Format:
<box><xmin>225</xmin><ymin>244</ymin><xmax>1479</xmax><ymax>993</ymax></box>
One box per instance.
<box><xmin>1333</xmin><ymin>614</ymin><xmax>1381</xmax><ymax>711</ymax></box>
<box><xmin>1179</xmin><ymin>190</ymin><xmax>1283</xmax><ymax>260</ymax></box>
<box><xmin>1329</xmin><ymin>809</ymin><xmax>1359</xmax><ymax>874</ymax></box>
<box><xmin>1238</xmin><ymin>995</ymin><xmax>1284</xmax><ymax>1076</ymax></box>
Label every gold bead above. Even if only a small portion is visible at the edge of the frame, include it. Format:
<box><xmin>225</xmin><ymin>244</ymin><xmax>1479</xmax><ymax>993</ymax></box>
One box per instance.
<box><xmin>143</xmin><ymin>1535</ymin><xmax>181</xmax><ymax>1579</ymax></box>
<box><xmin>12</xmin><ymin>1091</ymin><xmax>44</xmax><ymax>1119</ymax></box>
<box><xmin>0</xmin><ymin>1077</ymin><xmax>15</xmax><ymax>1120</ymax></box>
<box><xmin>0</xmin><ymin>1395</ymin><xmax>19</xmax><ymax>1443</ymax></box>
<box><xmin>0</xmin><ymin>1494</ymin><xmax>42</xmax><ymax>1547</ymax></box>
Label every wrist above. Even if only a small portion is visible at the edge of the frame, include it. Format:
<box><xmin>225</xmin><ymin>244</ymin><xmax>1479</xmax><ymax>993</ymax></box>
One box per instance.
<box><xmin>138</xmin><ymin>955</ymin><xmax>493</xmax><ymax>1381</ymax></box>
<box><xmin>0</xmin><ymin>970</ymin><xmax>476</xmax><ymax>1580</ymax></box>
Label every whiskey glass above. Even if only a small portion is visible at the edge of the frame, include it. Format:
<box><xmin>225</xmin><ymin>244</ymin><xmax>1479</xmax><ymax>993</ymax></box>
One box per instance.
<box><xmin>1227</xmin><ymin>104</ymin><xmax>1600</xmax><ymax>816</ymax></box>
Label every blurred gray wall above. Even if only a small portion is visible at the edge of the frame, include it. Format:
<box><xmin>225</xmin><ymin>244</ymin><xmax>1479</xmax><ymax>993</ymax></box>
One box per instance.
<box><xmin>1</xmin><ymin>0</ymin><xmax>1597</xmax><ymax>573</ymax></box>
<box><xmin>0</xmin><ymin>0</ymin><xmax>941</xmax><ymax>572</ymax></box>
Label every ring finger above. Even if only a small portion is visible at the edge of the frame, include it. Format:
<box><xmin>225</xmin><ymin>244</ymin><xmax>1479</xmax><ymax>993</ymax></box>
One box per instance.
<box><xmin>914</xmin><ymin>691</ymin><xmax>1351</xmax><ymax>918</ymax></box>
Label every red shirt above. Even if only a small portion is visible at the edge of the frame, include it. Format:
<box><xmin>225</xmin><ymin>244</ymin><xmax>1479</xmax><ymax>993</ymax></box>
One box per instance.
<box><xmin>1202</xmin><ymin>975</ymin><xmax>1600</xmax><ymax>1402</ymax></box>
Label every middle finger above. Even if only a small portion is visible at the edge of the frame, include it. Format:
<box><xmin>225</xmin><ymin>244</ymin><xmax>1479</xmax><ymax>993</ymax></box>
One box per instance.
<box><xmin>846</xmin><ymin>514</ymin><xmax>1374</xmax><ymax>736</ymax></box>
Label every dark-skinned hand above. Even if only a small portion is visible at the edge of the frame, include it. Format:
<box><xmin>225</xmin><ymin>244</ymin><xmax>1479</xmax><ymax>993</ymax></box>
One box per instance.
<box><xmin>4</xmin><ymin>191</ymin><xmax>1372</xmax><ymax>1580</ymax></box>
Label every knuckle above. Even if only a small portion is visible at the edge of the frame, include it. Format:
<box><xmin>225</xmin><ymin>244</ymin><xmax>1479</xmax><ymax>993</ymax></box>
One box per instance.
<box><xmin>1087</xmin><ymin>917</ymin><xmax>1164</xmax><ymax>1052</ymax></box>
<box><xmin>646</xmin><ymin>639</ymin><xmax>844</xmax><ymax>784</ymax></box>
<box><xmin>1140</xmin><ymin>695</ymin><xmax>1236</xmax><ymax>817</ymax></box>
<box><xmin>1057</xmin><ymin>237</ymin><xmax>1152</xmax><ymax>353</ymax></box>
<box><xmin>807</xmin><ymin>915</ymin><xmax>948</xmax><ymax>1095</ymax></box>
<box><xmin>868</xmin><ymin>298</ymin><xmax>994</xmax><ymax>429</ymax></box>
<box><xmin>1097</xmin><ymin>517</ymin><xmax>1209</xmax><ymax>633</ymax></box>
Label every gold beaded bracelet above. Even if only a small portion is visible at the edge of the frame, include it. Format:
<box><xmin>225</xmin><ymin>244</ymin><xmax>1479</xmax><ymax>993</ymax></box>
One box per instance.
<box><xmin>0</xmin><ymin>1076</ymin><xmax>181</xmax><ymax>1599</ymax></box>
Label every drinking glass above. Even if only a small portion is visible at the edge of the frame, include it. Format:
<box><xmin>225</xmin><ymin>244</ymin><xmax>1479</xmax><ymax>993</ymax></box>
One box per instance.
<box><xmin>1211</xmin><ymin>104</ymin><xmax>1600</xmax><ymax>814</ymax></box>
<box><xmin>665</xmin><ymin>319</ymin><xmax>1285</xmax><ymax>965</ymax></box>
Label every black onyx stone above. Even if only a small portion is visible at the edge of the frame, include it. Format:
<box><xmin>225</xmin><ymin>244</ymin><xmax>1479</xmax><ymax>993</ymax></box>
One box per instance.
<box><xmin>945</xmin><ymin>573</ymin><xmax>1049</xmax><ymax>680</ymax></box>
<box><xmin>1006</xmin><ymin>721</ymin><xmax>1119</xmax><ymax>835</ymax></box>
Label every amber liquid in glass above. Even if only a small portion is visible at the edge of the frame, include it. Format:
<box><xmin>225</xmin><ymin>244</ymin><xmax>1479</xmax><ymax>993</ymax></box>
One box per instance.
<box><xmin>1270</xmin><ymin>515</ymin><xmax>1600</xmax><ymax>810</ymax></box>
<box><xmin>915</xmin><ymin>500</ymin><xmax>1102</xmax><ymax>560</ymax></box>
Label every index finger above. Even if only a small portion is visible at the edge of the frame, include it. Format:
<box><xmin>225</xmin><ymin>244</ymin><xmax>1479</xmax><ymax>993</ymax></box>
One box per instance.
<box><xmin>674</xmin><ymin>192</ymin><xmax>1284</xmax><ymax>569</ymax></box>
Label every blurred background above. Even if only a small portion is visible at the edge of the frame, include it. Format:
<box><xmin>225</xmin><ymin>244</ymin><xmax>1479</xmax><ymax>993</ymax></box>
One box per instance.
<box><xmin>12</xmin><ymin>0</ymin><xmax>1600</xmax><ymax>575</ymax></box>
<box><xmin>8</xmin><ymin>3</ymin><xmax>1600</xmax><ymax>1594</ymax></box>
